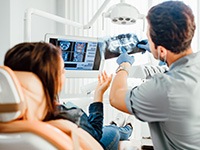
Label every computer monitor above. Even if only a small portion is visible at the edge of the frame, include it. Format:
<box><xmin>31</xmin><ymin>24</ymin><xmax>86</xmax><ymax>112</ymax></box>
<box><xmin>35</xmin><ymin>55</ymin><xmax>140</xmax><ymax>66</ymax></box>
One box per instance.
<box><xmin>45</xmin><ymin>34</ymin><xmax>104</xmax><ymax>78</ymax></box>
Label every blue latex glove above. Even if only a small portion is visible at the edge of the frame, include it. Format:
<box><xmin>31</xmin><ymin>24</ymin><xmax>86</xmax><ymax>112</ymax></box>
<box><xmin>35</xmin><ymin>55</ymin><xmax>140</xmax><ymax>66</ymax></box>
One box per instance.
<box><xmin>117</xmin><ymin>47</ymin><xmax>135</xmax><ymax>65</ymax></box>
<box><xmin>136</xmin><ymin>39</ymin><xmax>150</xmax><ymax>53</ymax></box>
<box><xmin>137</xmin><ymin>40</ymin><xmax>167</xmax><ymax>66</ymax></box>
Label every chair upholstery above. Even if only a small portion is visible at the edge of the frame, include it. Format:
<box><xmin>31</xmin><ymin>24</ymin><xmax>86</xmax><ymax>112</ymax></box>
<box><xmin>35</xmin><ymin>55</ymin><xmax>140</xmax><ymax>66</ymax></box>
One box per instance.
<box><xmin>0</xmin><ymin>120</ymin><xmax>73</xmax><ymax>150</ymax></box>
<box><xmin>0</xmin><ymin>66</ymin><xmax>103</xmax><ymax>150</ymax></box>
<box><xmin>0</xmin><ymin>66</ymin><xmax>25</xmax><ymax>122</ymax></box>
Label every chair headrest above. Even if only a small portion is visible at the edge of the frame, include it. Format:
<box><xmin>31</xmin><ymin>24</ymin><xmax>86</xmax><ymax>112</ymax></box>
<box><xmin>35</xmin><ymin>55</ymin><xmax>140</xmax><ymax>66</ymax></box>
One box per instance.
<box><xmin>0</xmin><ymin>66</ymin><xmax>25</xmax><ymax>122</ymax></box>
<box><xmin>0</xmin><ymin>66</ymin><xmax>47</xmax><ymax>122</ymax></box>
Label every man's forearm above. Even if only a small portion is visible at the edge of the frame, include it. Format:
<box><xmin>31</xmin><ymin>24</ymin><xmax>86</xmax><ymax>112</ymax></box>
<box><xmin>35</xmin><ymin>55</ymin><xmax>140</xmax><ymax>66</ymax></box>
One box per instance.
<box><xmin>109</xmin><ymin>62</ymin><xmax>130</xmax><ymax>113</ymax></box>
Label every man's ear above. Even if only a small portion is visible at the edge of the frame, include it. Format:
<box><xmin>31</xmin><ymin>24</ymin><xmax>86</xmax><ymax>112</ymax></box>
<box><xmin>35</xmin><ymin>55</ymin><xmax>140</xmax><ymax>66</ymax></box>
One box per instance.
<box><xmin>157</xmin><ymin>45</ymin><xmax>167</xmax><ymax>58</ymax></box>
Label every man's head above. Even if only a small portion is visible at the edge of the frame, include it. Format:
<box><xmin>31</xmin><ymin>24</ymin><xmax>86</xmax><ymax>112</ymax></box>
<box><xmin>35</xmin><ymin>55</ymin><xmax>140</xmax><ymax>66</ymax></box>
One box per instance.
<box><xmin>146</xmin><ymin>1</ymin><xmax>196</xmax><ymax>57</ymax></box>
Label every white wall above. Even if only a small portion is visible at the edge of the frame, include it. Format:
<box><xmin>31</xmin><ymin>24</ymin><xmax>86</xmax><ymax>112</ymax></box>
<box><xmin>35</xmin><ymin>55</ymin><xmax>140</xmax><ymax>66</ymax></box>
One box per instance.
<box><xmin>0</xmin><ymin>0</ymin><xmax>58</xmax><ymax>65</ymax></box>
<box><xmin>0</xmin><ymin>0</ymin><xmax>10</xmax><ymax>65</ymax></box>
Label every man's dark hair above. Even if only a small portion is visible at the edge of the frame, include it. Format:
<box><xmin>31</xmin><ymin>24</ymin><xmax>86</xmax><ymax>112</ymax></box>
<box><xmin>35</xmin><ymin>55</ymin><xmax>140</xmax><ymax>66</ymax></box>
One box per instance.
<box><xmin>146</xmin><ymin>1</ymin><xmax>196</xmax><ymax>54</ymax></box>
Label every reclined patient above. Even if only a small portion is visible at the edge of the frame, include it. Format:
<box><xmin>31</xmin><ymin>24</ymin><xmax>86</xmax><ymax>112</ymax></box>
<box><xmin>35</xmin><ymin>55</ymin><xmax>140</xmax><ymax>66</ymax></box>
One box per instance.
<box><xmin>3</xmin><ymin>42</ymin><xmax>134</xmax><ymax>150</ymax></box>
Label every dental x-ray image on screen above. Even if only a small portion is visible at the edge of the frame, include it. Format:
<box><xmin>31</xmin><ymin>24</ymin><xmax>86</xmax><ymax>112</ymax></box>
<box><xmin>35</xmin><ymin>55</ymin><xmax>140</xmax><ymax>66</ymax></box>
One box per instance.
<box><xmin>45</xmin><ymin>34</ymin><xmax>104</xmax><ymax>78</ymax></box>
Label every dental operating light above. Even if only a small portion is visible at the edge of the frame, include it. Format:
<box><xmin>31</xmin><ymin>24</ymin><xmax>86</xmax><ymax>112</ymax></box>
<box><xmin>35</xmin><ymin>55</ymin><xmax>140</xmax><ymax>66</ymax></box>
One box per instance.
<box><xmin>104</xmin><ymin>2</ymin><xmax>144</xmax><ymax>25</ymax></box>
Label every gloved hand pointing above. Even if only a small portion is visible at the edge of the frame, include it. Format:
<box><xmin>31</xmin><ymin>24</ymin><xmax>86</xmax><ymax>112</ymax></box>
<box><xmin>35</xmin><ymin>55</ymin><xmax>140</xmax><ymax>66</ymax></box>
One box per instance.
<box><xmin>136</xmin><ymin>39</ymin><xmax>150</xmax><ymax>53</ymax></box>
<box><xmin>116</xmin><ymin>47</ymin><xmax>135</xmax><ymax>65</ymax></box>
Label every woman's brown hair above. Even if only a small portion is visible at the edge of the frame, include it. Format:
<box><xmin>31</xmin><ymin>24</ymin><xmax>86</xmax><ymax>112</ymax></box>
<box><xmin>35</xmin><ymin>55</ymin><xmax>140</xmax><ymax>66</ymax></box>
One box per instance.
<box><xmin>4</xmin><ymin>42</ymin><xmax>62</xmax><ymax>119</ymax></box>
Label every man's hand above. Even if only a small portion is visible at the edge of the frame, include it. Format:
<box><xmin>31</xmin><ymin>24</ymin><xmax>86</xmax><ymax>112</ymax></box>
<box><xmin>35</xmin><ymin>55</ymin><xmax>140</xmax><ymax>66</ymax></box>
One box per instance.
<box><xmin>136</xmin><ymin>39</ymin><xmax>150</xmax><ymax>53</ymax></box>
<box><xmin>117</xmin><ymin>47</ymin><xmax>135</xmax><ymax>65</ymax></box>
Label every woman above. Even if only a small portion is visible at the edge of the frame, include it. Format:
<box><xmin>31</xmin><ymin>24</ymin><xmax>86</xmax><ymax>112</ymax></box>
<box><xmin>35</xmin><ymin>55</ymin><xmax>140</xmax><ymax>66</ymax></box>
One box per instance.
<box><xmin>4</xmin><ymin>42</ymin><xmax>133</xmax><ymax>149</ymax></box>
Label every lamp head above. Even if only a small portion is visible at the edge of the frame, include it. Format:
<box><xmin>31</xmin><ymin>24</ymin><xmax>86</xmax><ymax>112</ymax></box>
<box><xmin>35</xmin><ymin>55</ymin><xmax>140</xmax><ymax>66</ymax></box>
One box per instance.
<box><xmin>105</xmin><ymin>3</ymin><xmax>144</xmax><ymax>25</ymax></box>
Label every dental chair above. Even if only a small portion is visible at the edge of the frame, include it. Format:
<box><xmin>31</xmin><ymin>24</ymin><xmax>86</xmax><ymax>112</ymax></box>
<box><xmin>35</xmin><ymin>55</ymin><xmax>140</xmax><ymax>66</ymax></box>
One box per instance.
<box><xmin>0</xmin><ymin>66</ymin><xmax>103</xmax><ymax>150</ymax></box>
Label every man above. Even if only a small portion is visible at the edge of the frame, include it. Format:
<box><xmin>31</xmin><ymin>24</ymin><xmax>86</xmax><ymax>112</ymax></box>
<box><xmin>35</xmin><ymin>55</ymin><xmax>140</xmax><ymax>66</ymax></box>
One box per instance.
<box><xmin>109</xmin><ymin>1</ymin><xmax>200</xmax><ymax>149</ymax></box>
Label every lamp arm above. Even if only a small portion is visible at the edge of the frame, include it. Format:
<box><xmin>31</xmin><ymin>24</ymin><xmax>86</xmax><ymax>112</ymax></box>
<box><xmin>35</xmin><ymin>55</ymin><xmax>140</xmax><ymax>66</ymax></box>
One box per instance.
<box><xmin>83</xmin><ymin>0</ymin><xmax>112</xmax><ymax>29</ymax></box>
<box><xmin>24</xmin><ymin>0</ymin><xmax>112</xmax><ymax>42</ymax></box>
<box><xmin>138</xmin><ymin>14</ymin><xmax>145</xmax><ymax>32</ymax></box>
<box><xmin>24</xmin><ymin>8</ymin><xmax>84</xmax><ymax>42</ymax></box>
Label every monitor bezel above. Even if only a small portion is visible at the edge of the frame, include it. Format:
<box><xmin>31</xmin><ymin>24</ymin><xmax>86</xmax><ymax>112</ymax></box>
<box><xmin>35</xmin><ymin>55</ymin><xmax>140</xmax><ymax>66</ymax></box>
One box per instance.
<box><xmin>44</xmin><ymin>33</ymin><xmax>105</xmax><ymax>78</ymax></box>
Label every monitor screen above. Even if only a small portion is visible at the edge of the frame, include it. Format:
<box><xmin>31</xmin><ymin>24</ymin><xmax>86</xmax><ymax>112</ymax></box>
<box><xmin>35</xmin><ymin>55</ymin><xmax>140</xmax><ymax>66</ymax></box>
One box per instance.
<box><xmin>45</xmin><ymin>34</ymin><xmax>104</xmax><ymax>78</ymax></box>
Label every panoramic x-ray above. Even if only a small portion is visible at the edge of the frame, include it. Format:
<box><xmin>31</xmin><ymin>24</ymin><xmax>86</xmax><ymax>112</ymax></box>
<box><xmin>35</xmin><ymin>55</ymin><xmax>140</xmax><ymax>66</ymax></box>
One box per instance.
<box><xmin>101</xmin><ymin>33</ymin><xmax>149</xmax><ymax>59</ymax></box>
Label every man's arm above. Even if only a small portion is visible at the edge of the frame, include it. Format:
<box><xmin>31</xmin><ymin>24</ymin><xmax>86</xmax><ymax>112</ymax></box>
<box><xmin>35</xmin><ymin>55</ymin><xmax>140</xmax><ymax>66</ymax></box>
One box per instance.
<box><xmin>109</xmin><ymin>62</ymin><xmax>131</xmax><ymax>113</ymax></box>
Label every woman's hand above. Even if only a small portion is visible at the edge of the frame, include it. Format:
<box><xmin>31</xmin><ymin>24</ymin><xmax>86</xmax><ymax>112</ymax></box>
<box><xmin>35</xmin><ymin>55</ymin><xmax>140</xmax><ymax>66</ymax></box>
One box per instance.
<box><xmin>94</xmin><ymin>71</ymin><xmax>113</xmax><ymax>102</ymax></box>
